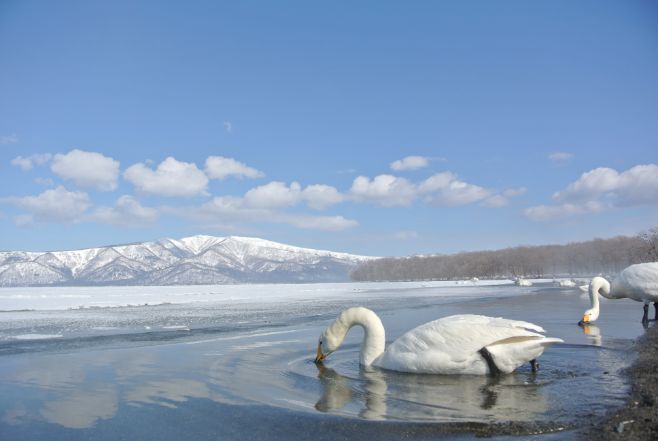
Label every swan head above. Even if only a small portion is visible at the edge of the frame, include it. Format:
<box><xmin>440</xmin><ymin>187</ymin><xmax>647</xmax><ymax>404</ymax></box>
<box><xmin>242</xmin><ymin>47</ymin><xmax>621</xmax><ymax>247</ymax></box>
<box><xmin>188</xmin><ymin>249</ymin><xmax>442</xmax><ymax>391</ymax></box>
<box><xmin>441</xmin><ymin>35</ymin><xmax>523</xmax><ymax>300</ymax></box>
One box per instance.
<box><xmin>579</xmin><ymin>307</ymin><xmax>599</xmax><ymax>325</ymax></box>
<box><xmin>315</xmin><ymin>327</ymin><xmax>344</xmax><ymax>363</ymax></box>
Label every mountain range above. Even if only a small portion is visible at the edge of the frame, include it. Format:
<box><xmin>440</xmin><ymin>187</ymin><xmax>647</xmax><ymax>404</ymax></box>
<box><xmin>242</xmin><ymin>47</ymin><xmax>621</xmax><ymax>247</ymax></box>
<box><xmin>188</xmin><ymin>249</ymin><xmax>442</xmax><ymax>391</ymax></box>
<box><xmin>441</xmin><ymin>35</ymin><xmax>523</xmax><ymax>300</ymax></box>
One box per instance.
<box><xmin>0</xmin><ymin>235</ymin><xmax>377</xmax><ymax>286</ymax></box>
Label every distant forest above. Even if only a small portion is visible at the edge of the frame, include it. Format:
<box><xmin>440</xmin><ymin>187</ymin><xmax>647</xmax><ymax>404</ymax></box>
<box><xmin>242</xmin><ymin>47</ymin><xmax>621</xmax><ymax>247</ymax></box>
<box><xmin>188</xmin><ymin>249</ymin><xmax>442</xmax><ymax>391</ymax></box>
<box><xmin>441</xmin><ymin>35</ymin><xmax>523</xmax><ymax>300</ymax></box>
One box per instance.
<box><xmin>350</xmin><ymin>228</ymin><xmax>658</xmax><ymax>282</ymax></box>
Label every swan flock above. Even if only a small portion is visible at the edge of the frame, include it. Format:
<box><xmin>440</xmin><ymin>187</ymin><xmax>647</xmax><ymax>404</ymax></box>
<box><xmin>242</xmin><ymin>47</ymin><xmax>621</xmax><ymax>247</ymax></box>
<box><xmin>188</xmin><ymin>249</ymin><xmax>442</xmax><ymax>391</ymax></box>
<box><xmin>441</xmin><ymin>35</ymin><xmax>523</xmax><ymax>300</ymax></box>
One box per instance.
<box><xmin>315</xmin><ymin>307</ymin><xmax>562</xmax><ymax>375</ymax></box>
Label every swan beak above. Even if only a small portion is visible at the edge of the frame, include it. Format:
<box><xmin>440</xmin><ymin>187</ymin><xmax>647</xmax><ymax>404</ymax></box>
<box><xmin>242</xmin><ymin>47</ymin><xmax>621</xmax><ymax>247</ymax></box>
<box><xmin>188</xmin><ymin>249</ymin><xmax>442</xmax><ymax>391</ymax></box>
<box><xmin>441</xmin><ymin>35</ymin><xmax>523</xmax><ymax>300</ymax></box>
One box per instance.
<box><xmin>314</xmin><ymin>343</ymin><xmax>325</xmax><ymax>364</ymax></box>
<box><xmin>578</xmin><ymin>315</ymin><xmax>589</xmax><ymax>326</ymax></box>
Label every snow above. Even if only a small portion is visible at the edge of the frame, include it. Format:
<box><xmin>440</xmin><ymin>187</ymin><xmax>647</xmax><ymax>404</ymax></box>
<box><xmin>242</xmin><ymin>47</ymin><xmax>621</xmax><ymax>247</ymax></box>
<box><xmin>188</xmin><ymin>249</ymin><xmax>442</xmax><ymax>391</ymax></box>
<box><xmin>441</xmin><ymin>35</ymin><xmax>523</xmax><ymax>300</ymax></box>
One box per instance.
<box><xmin>0</xmin><ymin>280</ymin><xmax>513</xmax><ymax>312</ymax></box>
<box><xmin>0</xmin><ymin>235</ymin><xmax>377</xmax><ymax>287</ymax></box>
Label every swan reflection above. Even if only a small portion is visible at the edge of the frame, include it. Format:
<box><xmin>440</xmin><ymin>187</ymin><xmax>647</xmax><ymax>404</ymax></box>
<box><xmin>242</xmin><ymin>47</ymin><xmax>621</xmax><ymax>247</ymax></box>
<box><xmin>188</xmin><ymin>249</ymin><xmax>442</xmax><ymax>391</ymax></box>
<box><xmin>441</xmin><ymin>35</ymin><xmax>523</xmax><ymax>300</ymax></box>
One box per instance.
<box><xmin>314</xmin><ymin>363</ymin><xmax>548</xmax><ymax>422</ymax></box>
<box><xmin>580</xmin><ymin>323</ymin><xmax>602</xmax><ymax>346</ymax></box>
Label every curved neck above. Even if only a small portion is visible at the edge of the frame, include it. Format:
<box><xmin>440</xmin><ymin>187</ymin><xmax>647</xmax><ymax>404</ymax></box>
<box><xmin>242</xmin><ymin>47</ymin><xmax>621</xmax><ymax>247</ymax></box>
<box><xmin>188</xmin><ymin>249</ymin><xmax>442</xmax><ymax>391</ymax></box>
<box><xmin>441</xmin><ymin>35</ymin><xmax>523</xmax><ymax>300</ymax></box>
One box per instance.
<box><xmin>590</xmin><ymin>276</ymin><xmax>612</xmax><ymax>300</ymax></box>
<box><xmin>328</xmin><ymin>307</ymin><xmax>386</xmax><ymax>366</ymax></box>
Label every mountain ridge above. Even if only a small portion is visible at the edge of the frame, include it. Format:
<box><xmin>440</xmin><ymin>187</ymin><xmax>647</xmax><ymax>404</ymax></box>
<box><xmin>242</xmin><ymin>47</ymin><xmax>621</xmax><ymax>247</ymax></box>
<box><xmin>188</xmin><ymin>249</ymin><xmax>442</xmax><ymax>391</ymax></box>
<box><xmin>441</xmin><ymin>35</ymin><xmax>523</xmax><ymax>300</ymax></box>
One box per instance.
<box><xmin>0</xmin><ymin>235</ymin><xmax>377</xmax><ymax>286</ymax></box>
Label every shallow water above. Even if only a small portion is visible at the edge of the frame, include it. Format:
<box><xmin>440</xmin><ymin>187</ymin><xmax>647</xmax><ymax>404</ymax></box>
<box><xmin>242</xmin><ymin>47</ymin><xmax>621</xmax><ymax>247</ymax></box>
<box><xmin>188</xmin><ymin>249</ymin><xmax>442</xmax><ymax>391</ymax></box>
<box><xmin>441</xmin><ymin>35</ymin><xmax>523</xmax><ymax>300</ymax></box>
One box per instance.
<box><xmin>0</xmin><ymin>282</ymin><xmax>650</xmax><ymax>440</ymax></box>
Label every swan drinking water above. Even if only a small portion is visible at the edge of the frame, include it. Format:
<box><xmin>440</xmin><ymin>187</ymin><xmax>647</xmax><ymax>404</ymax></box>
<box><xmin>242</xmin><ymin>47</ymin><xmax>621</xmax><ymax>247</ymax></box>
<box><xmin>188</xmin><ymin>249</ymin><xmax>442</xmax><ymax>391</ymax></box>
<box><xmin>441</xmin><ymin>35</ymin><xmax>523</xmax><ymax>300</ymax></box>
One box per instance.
<box><xmin>314</xmin><ymin>307</ymin><xmax>562</xmax><ymax>375</ymax></box>
<box><xmin>579</xmin><ymin>262</ymin><xmax>658</xmax><ymax>325</ymax></box>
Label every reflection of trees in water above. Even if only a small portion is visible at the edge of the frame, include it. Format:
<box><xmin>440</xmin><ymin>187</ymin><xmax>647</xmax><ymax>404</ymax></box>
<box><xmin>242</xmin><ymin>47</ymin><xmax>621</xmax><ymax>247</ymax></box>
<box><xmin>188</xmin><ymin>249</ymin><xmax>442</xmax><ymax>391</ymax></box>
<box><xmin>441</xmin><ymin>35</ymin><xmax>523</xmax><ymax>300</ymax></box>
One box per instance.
<box><xmin>314</xmin><ymin>363</ymin><xmax>548</xmax><ymax>422</ymax></box>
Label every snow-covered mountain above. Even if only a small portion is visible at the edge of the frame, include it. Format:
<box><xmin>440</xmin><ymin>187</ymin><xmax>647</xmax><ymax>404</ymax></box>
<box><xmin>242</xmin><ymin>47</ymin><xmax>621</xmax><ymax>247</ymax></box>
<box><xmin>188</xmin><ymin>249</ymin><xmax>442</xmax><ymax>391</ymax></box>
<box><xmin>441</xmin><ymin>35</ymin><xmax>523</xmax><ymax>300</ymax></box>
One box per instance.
<box><xmin>0</xmin><ymin>235</ymin><xmax>377</xmax><ymax>286</ymax></box>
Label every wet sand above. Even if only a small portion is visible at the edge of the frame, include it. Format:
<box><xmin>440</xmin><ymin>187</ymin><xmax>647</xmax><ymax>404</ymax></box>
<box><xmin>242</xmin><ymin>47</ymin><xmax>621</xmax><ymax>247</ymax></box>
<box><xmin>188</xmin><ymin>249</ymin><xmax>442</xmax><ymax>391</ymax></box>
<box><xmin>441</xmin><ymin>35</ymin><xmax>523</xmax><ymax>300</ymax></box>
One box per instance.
<box><xmin>580</xmin><ymin>321</ymin><xmax>658</xmax><ymax>440</ymax></box>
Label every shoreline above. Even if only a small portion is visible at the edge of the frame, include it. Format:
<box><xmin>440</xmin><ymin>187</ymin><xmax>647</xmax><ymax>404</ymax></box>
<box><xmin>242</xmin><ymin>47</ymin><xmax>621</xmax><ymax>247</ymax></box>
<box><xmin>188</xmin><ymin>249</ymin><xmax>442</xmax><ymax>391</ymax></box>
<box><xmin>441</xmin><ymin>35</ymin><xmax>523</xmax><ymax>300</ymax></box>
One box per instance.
<box><xmin>580</xmin><ymin>322</ymin><xmax>658</xmax><ymax>440</ymax></box>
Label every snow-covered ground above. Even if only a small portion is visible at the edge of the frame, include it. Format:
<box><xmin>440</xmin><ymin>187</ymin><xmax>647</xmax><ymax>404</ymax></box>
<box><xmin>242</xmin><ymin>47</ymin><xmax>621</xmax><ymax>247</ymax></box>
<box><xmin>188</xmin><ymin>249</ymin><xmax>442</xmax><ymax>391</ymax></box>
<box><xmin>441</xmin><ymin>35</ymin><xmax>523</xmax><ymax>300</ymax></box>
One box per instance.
<box><xmin>0</xmin><ymin>279</ymin><xmax>519</xmax><ymax>312</ymax></box>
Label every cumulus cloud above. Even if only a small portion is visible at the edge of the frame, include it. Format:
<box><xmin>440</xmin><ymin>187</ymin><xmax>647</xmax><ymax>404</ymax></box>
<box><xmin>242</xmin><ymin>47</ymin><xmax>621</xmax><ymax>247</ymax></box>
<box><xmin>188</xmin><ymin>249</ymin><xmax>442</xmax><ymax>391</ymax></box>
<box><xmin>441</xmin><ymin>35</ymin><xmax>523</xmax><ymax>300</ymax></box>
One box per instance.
<box><xmin>525</xmin><ymin>164</ymin><xmax>658</xmax><ymax>221</ymax></box>
<box><xmin>51</xmin><ymin>150</ymin><xmax>120</xmax><ymax>191</ymax></box>
<box><xmin>90</xmin><ymin>196</ymin><xmax>158</xmax><ymax>226</ymax></box>
<box><xmin>553</xmin><ymin>164</ymin><xmax>658</xmax><ymax>206</ymax></box>
<box><xmin>481</xmin><ymin>187</ymin><xmax>527</xmax><ymax>208</ymax></box>
<box><xmin>348</xmin><ymin>175</ymin><xmax>417</xmax><ymax>207</ymax></box>
<box><xmin>418</xmin><ymin>172</ymin><xmax>490</xmax><ymax>206</ymax></box>
<box><xmin>124</xmin><ymin>157</ymin><xmax>209</xmax><ymax>197</ymax></box>
<box><xmin>301</xmin><ymin>184</ymin><xmax>344</xmax><ymax>210</ymax></box>
<box><xmin>6</xmin><ymin>186</ymin><xmax>90</xmax><ymax>224</ymax></box>
<box><xmin>11</xmin><ymin>153</ymin><xmax>53</xmax><ymax>171</ymax></box>
<box><xmin>390</xmin><ymin>156</ymin><xmax>430</xmax><ymax>171</ymax></box>
<box><xmin>244</xmin><ymin>181</ymin><xmax>302</xmax><ymax>209</ymax></box>
<box><xmin>204</xmin><ymin>156</ymin><xmax>264</xmax><ymax>180</ymax></box>
<box><xmin>548</xmin><ymin>152</ymin><xmax>574</xmax><ymax>163</ymax></box>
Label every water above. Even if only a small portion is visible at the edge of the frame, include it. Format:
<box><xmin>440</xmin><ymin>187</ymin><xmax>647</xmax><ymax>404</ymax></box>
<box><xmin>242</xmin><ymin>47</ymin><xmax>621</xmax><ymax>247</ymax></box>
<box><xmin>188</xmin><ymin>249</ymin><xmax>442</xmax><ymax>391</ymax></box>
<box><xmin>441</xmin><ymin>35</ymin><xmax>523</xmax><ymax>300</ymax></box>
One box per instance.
<box><xmin>0</xmin><ymin>281</ymin><xmax>649</xmax><ymax>440</ymax></box>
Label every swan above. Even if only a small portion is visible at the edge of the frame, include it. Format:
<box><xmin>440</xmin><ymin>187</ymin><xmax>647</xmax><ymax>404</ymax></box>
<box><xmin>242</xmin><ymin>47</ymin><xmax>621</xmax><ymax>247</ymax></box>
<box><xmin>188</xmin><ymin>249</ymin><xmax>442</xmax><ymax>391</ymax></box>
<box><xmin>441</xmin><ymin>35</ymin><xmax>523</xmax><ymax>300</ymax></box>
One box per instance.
<box><xmin>580</xmin><ymin>263</ymin><xmax>658</xmax><ymax>325</ymax></box>
<box><xmin>314</xmin><ymin>307</ymin><xmax>563</xmax><ymax>375</ymax></box>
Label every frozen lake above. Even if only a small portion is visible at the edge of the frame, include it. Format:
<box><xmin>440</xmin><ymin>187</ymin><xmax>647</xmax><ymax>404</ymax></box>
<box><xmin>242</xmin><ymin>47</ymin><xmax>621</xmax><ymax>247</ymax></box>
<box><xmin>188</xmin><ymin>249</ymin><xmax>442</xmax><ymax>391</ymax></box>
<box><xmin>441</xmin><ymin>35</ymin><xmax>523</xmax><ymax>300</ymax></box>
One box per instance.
<box><xmin>0</xmin><ymin>280</ymin><xmax>650</xmax><ymax>440</ymax></box>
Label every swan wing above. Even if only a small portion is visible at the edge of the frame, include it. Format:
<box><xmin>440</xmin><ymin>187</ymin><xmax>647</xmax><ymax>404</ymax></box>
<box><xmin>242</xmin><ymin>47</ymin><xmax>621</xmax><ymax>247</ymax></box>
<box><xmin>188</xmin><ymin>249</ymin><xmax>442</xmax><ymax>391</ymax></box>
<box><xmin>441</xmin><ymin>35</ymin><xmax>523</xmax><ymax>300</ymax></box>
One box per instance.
<box><xmin>375</xmin><ymin>314</ymin><xmax>559</xmax><ymax>374</ymax></box>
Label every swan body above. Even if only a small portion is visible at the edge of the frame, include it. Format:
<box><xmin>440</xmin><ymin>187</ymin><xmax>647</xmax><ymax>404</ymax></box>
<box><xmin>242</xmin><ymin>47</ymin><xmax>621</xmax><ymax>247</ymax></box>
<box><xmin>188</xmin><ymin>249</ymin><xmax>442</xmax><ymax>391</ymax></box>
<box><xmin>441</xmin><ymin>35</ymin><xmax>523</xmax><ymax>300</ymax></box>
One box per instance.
<box><xmin>581</xmin><ymin>263</ymin><xmax>658</xmax><ymax>324</ymax></box>
<box><xmin>315</xmin><ymin>307</ymin><xmax>562</xmax><ymax>375</ymax></box>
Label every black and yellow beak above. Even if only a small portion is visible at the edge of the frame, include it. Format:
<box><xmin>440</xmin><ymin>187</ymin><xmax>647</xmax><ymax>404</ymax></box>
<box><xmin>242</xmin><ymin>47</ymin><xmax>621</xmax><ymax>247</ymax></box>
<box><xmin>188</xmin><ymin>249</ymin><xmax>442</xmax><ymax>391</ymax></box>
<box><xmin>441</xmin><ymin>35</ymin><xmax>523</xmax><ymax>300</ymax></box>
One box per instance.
<box><xmin>314</xmin><ymin>342</ymin><xmax>325</xmax><ymax>364</ymax></box>
<box><xmin>578</xmin><ymin>314</ymin><xmax>589</xmax><ymax>326</ymax></box>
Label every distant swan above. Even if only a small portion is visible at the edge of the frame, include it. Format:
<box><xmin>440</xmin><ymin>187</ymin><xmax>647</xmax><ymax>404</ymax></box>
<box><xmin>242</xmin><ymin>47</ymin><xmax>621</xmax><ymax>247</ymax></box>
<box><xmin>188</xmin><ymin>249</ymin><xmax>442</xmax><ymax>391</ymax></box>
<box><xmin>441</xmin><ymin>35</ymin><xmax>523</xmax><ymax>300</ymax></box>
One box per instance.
<box><xmin>314</xmin><ymin>307</ymin><xmax>562</xmax><ymax>375</ymax></box>
<box><xmin>580</xmin><ymin>262</ymin><xmax>658</xmax><ymax>325</ymax></box>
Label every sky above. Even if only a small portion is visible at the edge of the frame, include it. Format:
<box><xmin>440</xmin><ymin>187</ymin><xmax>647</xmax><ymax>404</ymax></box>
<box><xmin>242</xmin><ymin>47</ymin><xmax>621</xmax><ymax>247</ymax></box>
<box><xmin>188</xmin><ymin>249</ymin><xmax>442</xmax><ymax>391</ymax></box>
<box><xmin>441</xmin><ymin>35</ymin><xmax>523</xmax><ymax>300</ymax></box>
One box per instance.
<box><xmin>1</xmin><ymin>0</ymin><xmax>657</xmax><ymax>257</ymax></box>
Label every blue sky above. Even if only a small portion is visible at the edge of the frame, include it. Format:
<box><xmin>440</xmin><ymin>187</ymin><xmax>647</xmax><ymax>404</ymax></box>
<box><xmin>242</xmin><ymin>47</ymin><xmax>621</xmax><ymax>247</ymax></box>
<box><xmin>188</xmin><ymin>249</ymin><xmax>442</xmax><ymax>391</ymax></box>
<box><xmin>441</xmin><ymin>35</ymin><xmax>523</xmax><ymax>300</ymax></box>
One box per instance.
<box><xmin>1</xmin><ymin>0</ymin><xmax>657</xmax><ymax>256</ymax></box>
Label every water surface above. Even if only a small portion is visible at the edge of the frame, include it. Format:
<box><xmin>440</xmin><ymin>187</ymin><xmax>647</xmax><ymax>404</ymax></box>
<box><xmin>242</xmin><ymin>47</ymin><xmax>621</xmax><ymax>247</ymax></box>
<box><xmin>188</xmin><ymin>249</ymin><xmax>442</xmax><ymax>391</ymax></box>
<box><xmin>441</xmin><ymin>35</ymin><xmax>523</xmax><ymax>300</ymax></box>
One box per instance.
<box><xmin>0</xmin><ymin>281</ymin><xmax>649</xmax><ymax>440</ymax></box>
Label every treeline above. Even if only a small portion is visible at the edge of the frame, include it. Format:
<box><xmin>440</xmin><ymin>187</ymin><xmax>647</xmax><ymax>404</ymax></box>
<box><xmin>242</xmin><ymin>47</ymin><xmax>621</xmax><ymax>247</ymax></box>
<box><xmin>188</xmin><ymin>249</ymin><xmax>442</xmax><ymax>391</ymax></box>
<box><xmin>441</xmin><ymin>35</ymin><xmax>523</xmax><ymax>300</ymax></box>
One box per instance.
<box><xmin>350</xmin><ymin>229</ymin><xmax>658</xmax><ymax>282</ymax></box>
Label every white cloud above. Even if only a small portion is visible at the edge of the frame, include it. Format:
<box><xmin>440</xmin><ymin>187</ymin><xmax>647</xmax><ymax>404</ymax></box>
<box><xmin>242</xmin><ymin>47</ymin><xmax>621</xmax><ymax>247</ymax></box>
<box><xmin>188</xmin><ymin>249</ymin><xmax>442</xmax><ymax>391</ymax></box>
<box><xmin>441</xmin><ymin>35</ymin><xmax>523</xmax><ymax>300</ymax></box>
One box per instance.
<box><xmin>197</xmin><ymin>196</ymin><xmax>357</xmax><ymax>231</ymax></box>
<box><xmin>0</xmin><ymin>134</ymin><xmax>18</xmax><ymax>145</ymax></box>
<box><xmin>279</xmin><ymin>214</ymin><xmax>358</xmax><ymax>231</ymax></box>
<box><xmin>482</xmin><ymin>187</ymin><xmax>527</xmax><ymax>208</ymax></box>
<box><xmin>7</xmin><ymin>186</ymin><xmax>90</xmax><ymax>224</ymax></box>
<box><xmin>348</xmin><ymin>175</ymin><xmax>416</xmax><ymax>207</ymax></box>
<box><xmin>417</xmin><ymin>172</ymin><xmax>457</xmax><ymax>193</ymax></box>
<box><xmin>390</xmin><ymin>156</ymin><xmax>430</xmax><ymax>171</ymax></box>
<box><xmin>204</xmin><ymin>156</ymin><xmax>264</xmax><ymax>180</ymax></box>
<box><xmin>51</xmin><ymin>150</ymin><xmax>120</xmax><ymax>191</ymax></box>
<box><xmin>11</xmin><ymin>154</ymin><xmax>52</xmax><ymax>171</ymax></box>
<box><xmin>548</xmin><ymin>152</ymin><xmax>574</xmax><ymax>163</ymax></box>
<box><xmin>523</xmin><ymin>201</ymin><xmax>604</xmax><ymax>221</ymax></box>
<box><xmin>418</xmin><ymin>172</ymin><xmax>490</xmax><ymax>206</ymax></box>
<box><xmin>90</xmin><ymin>196</ymin><xmax>158</xmax><ymax>226</ymax></box>
<box><xmin>124</xmin><ymin>157</ymin><xmax>209</xmax><ymax>197</ymax></box>
<box><xmin>301</xmin><ymin>184</ymin><xmax>344</xmax><ymax>210</ymax></box>
<box><xmin>553</xmin><ymin>164</ymin><xmax>658</xmax><ymax>206</ymax></box>
<box><xmin>244</xmin><ymin>181</ymin><xmax>302</xmax><ymax>209</ymax></box>
<box><xmin>525</xmin><ymin>164</ymin><xmax>658</xmax><ymax>221</ymax></box>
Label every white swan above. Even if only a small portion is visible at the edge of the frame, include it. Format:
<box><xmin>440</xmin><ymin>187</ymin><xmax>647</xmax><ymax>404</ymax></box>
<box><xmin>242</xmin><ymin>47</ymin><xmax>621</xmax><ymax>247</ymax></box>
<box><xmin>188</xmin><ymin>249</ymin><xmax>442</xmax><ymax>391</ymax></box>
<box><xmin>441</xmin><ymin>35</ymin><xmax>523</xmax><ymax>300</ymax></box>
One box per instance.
<box><xmin>580</xmin><ymin>262</ymin><xmax>658</xmax><ymax>324</ymax></box>
<box><xmin>314</xmin><ymin>307</ymin><xmax>562</xmax><ymax>375</ymax></box>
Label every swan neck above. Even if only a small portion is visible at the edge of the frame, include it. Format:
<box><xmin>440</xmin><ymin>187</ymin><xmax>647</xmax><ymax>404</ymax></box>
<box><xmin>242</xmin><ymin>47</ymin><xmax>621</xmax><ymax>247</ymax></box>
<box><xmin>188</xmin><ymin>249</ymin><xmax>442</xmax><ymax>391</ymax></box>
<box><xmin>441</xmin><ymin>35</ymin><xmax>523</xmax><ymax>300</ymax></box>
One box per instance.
<box><xmin>330</xmin><ymin>307</ymin><xmax>386</xmax><ymax>366</ymax></box>
<box><xmin>591</xmin><ymin>276</ymin><xmax>611</xmax><ymax>300</ymax></box>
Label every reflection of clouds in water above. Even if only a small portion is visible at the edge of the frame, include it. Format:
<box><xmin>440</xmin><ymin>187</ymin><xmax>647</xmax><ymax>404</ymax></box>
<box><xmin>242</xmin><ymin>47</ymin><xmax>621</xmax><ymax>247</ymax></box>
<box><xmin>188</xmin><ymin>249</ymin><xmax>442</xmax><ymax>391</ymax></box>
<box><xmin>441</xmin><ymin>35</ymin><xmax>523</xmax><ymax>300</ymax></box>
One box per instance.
<box><xmin>40</xmin><ymin>385</ymin><xmax>117</xmax><ymax>429</ymax></box>
<box><xmin>314</xmin><ymin>364</ymin><xmax>548</xmax><ymax>422</ymax></box>
<box><xmin>2</xmin><ymin>404</ymin><xmax>27</xmax><ymax>426</ymax></box>
<box><xmin>4</xmin><ymin>349</ymin><xmax>226</xmax><ymax>429</ymax></box>
<box><xmin>13</xmin><ymin>362</ymin><xmax>86</xmax><ymax>389</ymax></box>
<box><xmin>125</xmin><ymin>379</ymin><xmax>213</xmax><ymax>408</ymax></box>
